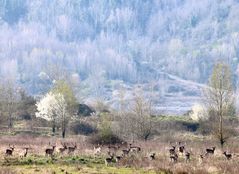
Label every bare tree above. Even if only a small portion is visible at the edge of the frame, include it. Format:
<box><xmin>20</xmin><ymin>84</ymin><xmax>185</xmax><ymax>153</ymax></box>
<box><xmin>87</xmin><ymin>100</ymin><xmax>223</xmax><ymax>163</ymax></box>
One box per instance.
<box><xmin>204</xmin><ymin>63</ymin><xmax>234</xmax><ymax>148</ymax></box>
<box><xmin>0</xmin><ymin>79</ymin><xmax>19</xmax><ymax>128</ymax></box>
<box><xmin>116</xmin><ymin>88</ymin><xmax>153</xmax><ymax>141</ymax></box>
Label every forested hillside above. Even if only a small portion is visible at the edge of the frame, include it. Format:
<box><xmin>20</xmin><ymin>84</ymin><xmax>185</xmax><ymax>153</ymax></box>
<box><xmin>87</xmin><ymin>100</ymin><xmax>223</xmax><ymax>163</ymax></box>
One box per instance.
<box><xmin>0</xmin><ymin>0</ymin><xmax>239</xmax><ymax>113</ymax></box>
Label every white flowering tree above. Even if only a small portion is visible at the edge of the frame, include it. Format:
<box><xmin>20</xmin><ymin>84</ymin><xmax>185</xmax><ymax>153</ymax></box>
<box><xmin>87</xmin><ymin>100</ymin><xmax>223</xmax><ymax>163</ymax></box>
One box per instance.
<box><xmin>36</xmin><ymin>92</ymin><xmax>69</xmax><ymax>138</ymax></box>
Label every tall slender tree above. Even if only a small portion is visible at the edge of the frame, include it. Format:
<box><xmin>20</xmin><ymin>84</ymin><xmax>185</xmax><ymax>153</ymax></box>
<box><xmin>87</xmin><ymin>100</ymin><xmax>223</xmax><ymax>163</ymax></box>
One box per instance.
<box><xmin>204</xmin><ymin>63</ymin><xmax>234</xmax><ymax>148</ymax></box>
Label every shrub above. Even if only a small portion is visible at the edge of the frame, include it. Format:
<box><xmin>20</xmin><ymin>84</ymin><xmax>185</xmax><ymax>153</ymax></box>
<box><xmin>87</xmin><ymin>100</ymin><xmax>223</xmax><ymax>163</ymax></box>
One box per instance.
<box><xmin>89</xmin><ymin>132</ymin><xmax>123</xmax><ymax>145</ymax></box>
<box><xmin>70</xmin><ymin>121</ymin><xmax>96</xmax><ymax>135</ymax></box>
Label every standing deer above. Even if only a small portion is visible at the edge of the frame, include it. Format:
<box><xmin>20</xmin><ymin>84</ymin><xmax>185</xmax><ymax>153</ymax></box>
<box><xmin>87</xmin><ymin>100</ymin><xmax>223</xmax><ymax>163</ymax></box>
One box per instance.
<box><xmin>45</xmin><ymin>145</ymin><xmax>56</xmax><ymax>156</ymax></box>
<box><xmin>170</xmin><ymin>153</ymin><xmax>178</xmax><ymax>163</ymax></box>
<box><xmin>122</xmin><ymin>148</ymin><xmax>130</xmax><ymax>156</ymax></box>
<box><xmin>149</xmin><ymin>153</ymin><xmax>156</xmax><ymax>160</ymax></box>
<box><xmin>169</xmin><ymin>146</ymin><xmax>176</xmax><ymax>155</ymax></box>
<box><xmin>129</xmin><ymin>144</ymin><xmax>141</xmax><ymax>153</ymax></box>
<box><xmin>178</xmin><ymin>142</ymin><xmax>185</xmax><ymax>154</ymax></box>
<box><xmin>223</xmin><ymin>151</ymin><xmax>232</xmax><ymax>160</ymax></box>
<box><xmin>59</xmin><ymin>143</ymin><xmax>67</xmax><ymax>154</ymax></box>
<box><xmin>115</xmin><ymin>155</ymin><xmax>123</xmax><ymax>162</ymax></box>
<box><xmin>5</xmin><ymin>145</ymin><xmax>15</xmax><ymax>156</ymax></box>
<box><xmin>185</xmin><ymin>151</ymin><xmax>190</xmax><ymax>162</ymax></box>
<box><xmin>105</xmin><ymin>155</ymin><xmax>114</xmax><ymax>166</ymax></box>
<box><xmin>23</xmin><ymin>147</ymin><xmax>29</xmax><ymax>157</ymax></box>
<box><xmin>205</xmin><ymin>147</ymin><xmax>216</xmax><ymax>156</ymax></box>
<box><xmin>68</xmin><ymin>143</ymin><xmax>77</xmax><ymax>154</ymax></box>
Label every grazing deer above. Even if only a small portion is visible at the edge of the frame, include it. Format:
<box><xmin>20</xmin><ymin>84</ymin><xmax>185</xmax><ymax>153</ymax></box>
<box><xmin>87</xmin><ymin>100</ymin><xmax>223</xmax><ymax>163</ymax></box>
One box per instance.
<box><xmin>185</xmin><ymin>151</ymin><xmax>190</xmax><ymax>162</ymax></box>
<box><xmin>122</xmin><ymin>148</ymin><xmax>130</xmax><ymax>156</ymax></box>
<box><xmin>169</xmin><ymin>146</ymin><xmax>176</xmax><ymax>155</ymax></box>
<box><xmin>68</xmin><ymin>143</ymin><xmax>77</xmax><ymax>154</ymax></box>
<box><xmin>205</xmin><ymin>147</ymin><xmax>216</xmax><ymax>155</ymax></box>
<box><xmin>59</xmin><ymin>143</ymin><xmax>67</xmax><ymax>154</ymax></box>
<box><xmin>6</xmin><ymin>145</ymin><xmax>15</xmax><ymax>156</ymax></box>
<box><xmin>105</xmin><ymin>155</ymin><xmax>114</xmax><ymax>166</ymax></box>
<box><xmin>170</xmin><ymin>153</ymin><xmax>178</xmax><ymax>163</ymax></box>
<box><xmin>223</xmin><ymin>151</ymin><xmax>232</xmax><ymax>160</ymax></box>
<box><xmin>45</xmin><ymin>145</ymin><xmax>56</xmax><ymax>156</ymax></box>
<box><xmin>23</xmin><ymin>147</ymin><xmax>29</xmax><ymax>157</ymax></box>
<box><xmin>129</xmin><ymin>144</ymin><xmax>141</xmax><ymax>153</ymax></box>
<box><xmin>115</xmin><ymin>155</ymin><xmax>123</xmax><ymax>162</ymax></box>
<box><xmin>149</xmin><ymin>153</ymin><xmax>156</xmax><ymax>160</ymax></box>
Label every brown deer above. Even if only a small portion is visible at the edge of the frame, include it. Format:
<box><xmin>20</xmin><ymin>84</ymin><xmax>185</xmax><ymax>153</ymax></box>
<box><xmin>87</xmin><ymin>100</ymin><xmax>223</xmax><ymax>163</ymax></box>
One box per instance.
<box><xmin>185</xmin><ymin>151</ymin><xmax>190</xmax><ymax>162</ymax></box>
<box><xmin>5</xmin><ymin>145</ymin><xmax>15</xmax><ymax>156</ymax></box>
<box><xmin>122</xmin><ymin>148</ymin><xmax>130</xmax><ymax>156</ymax></box>
<box><xmin>59</xmin><ymin>142</ymin><xmax>67</xmax><ymax>154</ymax></box>
<box><xmin>129</xmin><ymin>144</ymin><xmax>141</xmax><ymax>153</ymax></box>
<box><xmin>115</xmin><ymin>154</ymin><xmax>123</xmax><ymax>162</ymax></box>
<box><xmin>105</xmin><ymin>155</ymin><xmax>114</xmax><ymax>166</ymax></box>
<box><xmin>23</xmin><ymin>147</ymin><xmax>29</xmax><ymax>157</ymax></box>
<box><xmin>178</xmin><ymin>142</ymin><xmax>185</xmax><ymax>154</ymax></box>
<box><xmin>169</xmin><ymin>146</ymin><xmax>176</xmax><ymax>155</ymax></box>
<box><xmin>170</xmin><ymin>153</ymin><xmax>178</xmax><ymax>163</ymax></box>
<box><xmin>205</xmin><ymin>147</ymin><xmax>216</xmax><ymax>155</ymax></box>
<box><xmin>149</xmin><ymin>153</ymin><xmax>156</xmax><ymax>160</ymax></box>
<box><xmin>223</xmin><ymin>151</ymin><xmax>232</xmax><ymax>160</ymax></box>
<box><xmin>68</xmin><ymin>143</ymin><xmax>77</xmax><ymax>154</ymax></box>
<box><xmin>45</xmin><ymin>145</ymin><xmax>56</xmax><ymax>156</ymax></box>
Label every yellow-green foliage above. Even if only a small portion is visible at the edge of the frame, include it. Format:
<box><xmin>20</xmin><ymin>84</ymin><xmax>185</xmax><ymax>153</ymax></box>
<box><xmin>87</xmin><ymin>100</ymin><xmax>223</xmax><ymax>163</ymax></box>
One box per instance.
<box><xmin>51</xmin><ymin>80</ymin><xmax>77</xmax><ymax>110</ymax></box>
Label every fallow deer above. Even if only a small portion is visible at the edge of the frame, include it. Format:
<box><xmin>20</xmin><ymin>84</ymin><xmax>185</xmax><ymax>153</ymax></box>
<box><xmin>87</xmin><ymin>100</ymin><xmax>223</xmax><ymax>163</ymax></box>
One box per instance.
<box><xmin>59</xmin><ymin>143</ymin><xmax>67</xmax><ymax>154</ymax></box>
<box><xmin>169</xmin><ymin>146</ymin><xmax>176</xmax><ymax>155</ymax></box>
<box><xmin>45</xmin><ymin>145</ymin><xmax>56</xmax><ymax>156</ymax></box>
<box><xmin>170</xmin><ymin>153</ymin><xmax>178</xmax><ymax>163</ymax></box>
<box><xmin>23</xmin><ymin>147</ymin><xmax>29</xmax><ymax>157</ymax></box>
<box><xmin>115</xmin><ymin>155</ymin><xmax>123</xmax><ymax>162</ymax></box>
<box><xmin>129</xmin><ymin>144</ymin><xmax>141</xmax><ymax>153</ymax></box>
<box><xmin>185</xmin><ymin>151</ymin><xmax>190</xmax><ymax>162</ymax></box>
<box><xmin>105</xmin><ymin>155</ymin><xmax>114</xmax><ymax>166</ymax></box>
<box><xmin>223</xmin><ymin>151</ymin><xmax>232</xmax><ymax>160</ymax></box>
<box><xmin>68</xmin><ymin>143</ymin><xmax>77</xmax><ymax>154</ymax></box>
<box><xmin>122</xmin><ymin>148</ymin><xmax>130</xmax><ymax>156</ymax></box>
<box><xmin>149</xmin><ymin>153</ymin><xmax>156</xmax><ymax>160</ymax></box>
<box><xmin>178</xmin><ymin>142</ymin><xmax>185</xmax><ymax>154</ymax></box>
<box><xmin>205</xmin><ymin>147</ymin><xmax>216</xmax><ymax>155</ymax></box>
<box><xmin>5</xmin><ymin>145</ymin><xmax>14</xmax><ymax>156</ymax></box>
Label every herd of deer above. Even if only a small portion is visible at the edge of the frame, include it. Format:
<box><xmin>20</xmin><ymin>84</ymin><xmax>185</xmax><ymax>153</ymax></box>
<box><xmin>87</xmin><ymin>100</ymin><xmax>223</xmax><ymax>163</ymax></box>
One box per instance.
<box><xmin>168</xmin><ymin>142</ymin><xmax>233</xmax><ymax>163</ymax></box>
<box><xmin>103</xmin><ymin>141</ymin><xmax>234</xmax><ymax>166</ymax></box>
<box><xmin>3</xmin><ymin>141</ymin><xmax>234</xmax><ymax>166</ymax></box>
<box><xmin>4</xmin><ymin>142</ymin><xmax>77</xmax><ymax>157</ymax></box>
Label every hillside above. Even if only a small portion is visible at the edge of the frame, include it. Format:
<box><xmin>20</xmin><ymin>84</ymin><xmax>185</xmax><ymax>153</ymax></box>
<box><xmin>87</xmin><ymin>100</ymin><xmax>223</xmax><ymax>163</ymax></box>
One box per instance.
<box><xmin>0</xmin><ymin>0</ymin><xmax>239</xmax><ymax>114</ymax></box>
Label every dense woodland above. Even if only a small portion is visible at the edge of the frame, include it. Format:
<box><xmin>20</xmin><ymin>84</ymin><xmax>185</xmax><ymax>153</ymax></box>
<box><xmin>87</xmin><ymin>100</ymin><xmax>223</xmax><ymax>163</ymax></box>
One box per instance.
<box><xmin>0</xmin><ymin>0</ymin><xmax>239</xmax><ymax>101</ymax></box>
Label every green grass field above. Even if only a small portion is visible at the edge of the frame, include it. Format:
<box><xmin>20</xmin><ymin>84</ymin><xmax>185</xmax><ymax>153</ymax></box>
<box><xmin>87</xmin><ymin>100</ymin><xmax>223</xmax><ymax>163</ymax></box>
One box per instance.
<box><xmin>0</xmin><ymin>155</ymin><xmax>158</xmax><ymax>174</ymax></box>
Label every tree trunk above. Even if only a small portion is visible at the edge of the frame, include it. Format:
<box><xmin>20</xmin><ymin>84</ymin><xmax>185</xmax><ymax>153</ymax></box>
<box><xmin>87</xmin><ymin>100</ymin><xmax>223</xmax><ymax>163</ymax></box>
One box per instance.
<box><xmin>8</xmin><ymin>113</ymin><xmax>13</xmax><ymax>128</ymax></box>
<box><xmin>219</xmin><ymin>114</ymin><xmax>224</xmax><ymax>149</ymax></box>
<box><xmin>62</xmin><ymin>128</ymin><xmax>66</xmax><ymax>138</ymax></box>
<box><xmin>52</xmin><ymin>122</ymin><xmax>56</xmax><ymax>135</ymax></box>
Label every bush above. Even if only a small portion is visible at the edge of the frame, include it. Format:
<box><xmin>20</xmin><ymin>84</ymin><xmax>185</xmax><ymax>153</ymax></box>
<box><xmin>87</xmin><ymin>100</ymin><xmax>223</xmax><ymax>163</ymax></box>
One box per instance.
<box><xmin>89</xmin><ymin>132</ymin><xmax>123</xmax><ymax>145</ymax></box>
<box><xmin>71</xmin><ymin>121</ymin><xmax>96</xmax><ymax>135</ymax></box>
